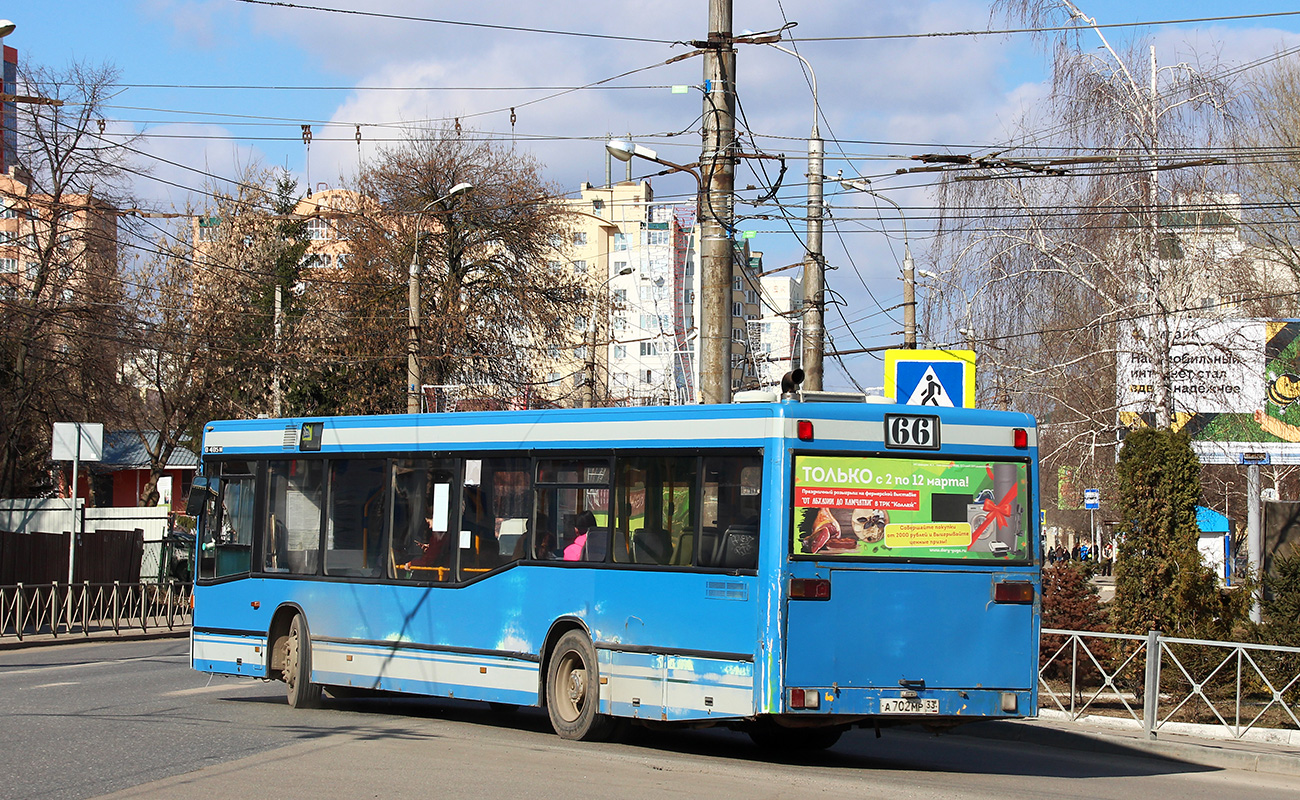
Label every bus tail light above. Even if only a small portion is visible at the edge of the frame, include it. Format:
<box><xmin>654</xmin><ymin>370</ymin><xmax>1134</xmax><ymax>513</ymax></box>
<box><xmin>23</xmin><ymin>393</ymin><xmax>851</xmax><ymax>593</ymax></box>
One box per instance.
<box><xmin>797</xmin><ymin>420</ymin><xmax>814</xmax><ymax>441</ymax></box>
<box><xmin>994</xmin><ymin>581</ymin><xmax>1035</xmax><ymax>604</ymax></box>
<box><xmin>789</xmin><ymin>688</ymin><xmax>820</xmax><ymax>710</ymax></box>
<box><xmin>1013</xmin><ymin>428</ymin><xmax>1028</xmax><ymax>449</ymax></box>
<box><xmin>790</xmin><ymin>577</ymin><xmax>831</xmax><ymax>600</ymax></box>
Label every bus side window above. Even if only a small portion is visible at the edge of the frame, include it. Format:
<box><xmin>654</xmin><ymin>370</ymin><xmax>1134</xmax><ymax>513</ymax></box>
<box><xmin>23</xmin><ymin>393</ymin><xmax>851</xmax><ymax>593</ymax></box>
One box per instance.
<box><xmin>391</xmin><ymin>459</ymin><xmax>457</xmax><ymax>582</ymax></box>
<box><xmin>264</xmin><ymin>460</ymin><xmax>324</xmax><ymax>575</ymax></box>
<box><xmin>697</xmin><ymin>456</ymin><xmax>762</xmax><ymax>570</ymax></box>
<box><xmin>536</xmin><ymin>458</ymin><xmax>611</xmax><ymax>564</ymax></box>
<box><xmin>613</xmin><ymin>456</ymin><xmax>696</xmax><ymax>566</ymax></box>
<box><xmin>326</xmin><ymin>459</ymin><xmax>387</xmax><ymax>578</ymax></box>
<box><xmin>459</xmin><ymin>458</ymin><xmax>530</xmax><ymax>579</ymax></box>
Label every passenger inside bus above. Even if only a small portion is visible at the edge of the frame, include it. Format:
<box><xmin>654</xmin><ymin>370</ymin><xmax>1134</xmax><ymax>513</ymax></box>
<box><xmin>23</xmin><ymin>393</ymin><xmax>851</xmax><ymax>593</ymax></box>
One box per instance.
<box><xmin>404</xmin><ymin>511</ymin><xmax>451</xmax><ymax>571</ymax></box>
<box><xmin>562</xmin><ymin>510</ymin><xmax>598</xmax><ymax>561</ymax></box>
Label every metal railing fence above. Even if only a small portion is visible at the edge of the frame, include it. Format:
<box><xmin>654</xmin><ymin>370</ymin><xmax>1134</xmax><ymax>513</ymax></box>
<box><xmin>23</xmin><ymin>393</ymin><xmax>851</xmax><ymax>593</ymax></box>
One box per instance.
<box><xmin>3</xmin><ymin>589</ymin><xmax>1297</xmax><ymax>743</ymax></box>
<box><xmin>1040</xmin><ymin>627</ymin><xmax>1300</xmax><ymax>740</ymax></box>
<box><xmin>0</xmin><ymin>581</ymin><xmax>192</xmax><ymax>640</ymax></box>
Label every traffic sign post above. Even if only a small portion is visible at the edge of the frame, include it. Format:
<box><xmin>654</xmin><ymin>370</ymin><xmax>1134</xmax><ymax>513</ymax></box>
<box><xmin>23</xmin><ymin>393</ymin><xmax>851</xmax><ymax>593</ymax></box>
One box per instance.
<box><xmin>51</xmin><ymin>422</ymin><xmax>103</xmax><ymax>629</ymax></box>
<box><xmin>884</xmin><ymin>349</ymin><xmax>976</xmax><ymax>408</ymax></box>
<box><xmin>1083</xmin><ymin>488</ymin><xmax>1100</xmax><ymax>564</ymax></box>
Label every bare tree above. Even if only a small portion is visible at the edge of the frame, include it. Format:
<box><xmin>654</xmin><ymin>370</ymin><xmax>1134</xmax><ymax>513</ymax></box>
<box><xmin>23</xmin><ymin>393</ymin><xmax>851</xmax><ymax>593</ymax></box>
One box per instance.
<box><xmin>925</xmin><ymin>2</ymin><xmax>1239</xmax><ymax>501</ymax></box>
<box><xmin>119</xmin><ymin>166</ymin><xmax>307</xmax><ymax>506</ymax></box>
<box><xmin>0</xmin><ymin>60</ymin><xmax>140</xmax><ymax>497</ymax></box>
<box><xmin>1238</xmin><ymin>56</ymin><xmax>1300</xmax><ymax>295</ymax></box>
<box><xmin>346</xmin><ymin>128</ymin><xmax>584</xmax><ymax>409</ymax></box>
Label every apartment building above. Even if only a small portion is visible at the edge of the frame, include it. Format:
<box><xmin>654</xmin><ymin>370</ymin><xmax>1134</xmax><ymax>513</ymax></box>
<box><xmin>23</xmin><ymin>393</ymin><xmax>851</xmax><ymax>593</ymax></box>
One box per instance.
<box><xmin>0</xmin><ymin>166</ymin><xmax>118</xmax><ymax>308</ymax></box>
<box><xmin>752</xmin><ymin>274</ymin><xmax>804</xmax><ymax>389</ymax></box>
<box><xmin>542</xmin><ymin>180</ymin><xmax>763</xmax><ymax>406</ymax></box>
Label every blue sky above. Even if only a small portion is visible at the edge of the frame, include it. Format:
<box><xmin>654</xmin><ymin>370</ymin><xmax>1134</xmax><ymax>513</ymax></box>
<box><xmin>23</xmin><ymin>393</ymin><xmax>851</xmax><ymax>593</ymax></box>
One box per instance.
<box><xmin>11</xmin><ymin>1</ymin><xmax>1300</xmax><ymax>389</ymax></box>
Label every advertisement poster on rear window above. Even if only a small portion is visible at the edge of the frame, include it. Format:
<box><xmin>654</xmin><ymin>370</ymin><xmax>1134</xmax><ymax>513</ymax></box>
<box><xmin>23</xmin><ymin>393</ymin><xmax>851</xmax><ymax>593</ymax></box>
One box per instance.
<box><xmin>792</xmin><ymin>455</ymin><xmax>1031</xmax><ymax>561</ymax></box>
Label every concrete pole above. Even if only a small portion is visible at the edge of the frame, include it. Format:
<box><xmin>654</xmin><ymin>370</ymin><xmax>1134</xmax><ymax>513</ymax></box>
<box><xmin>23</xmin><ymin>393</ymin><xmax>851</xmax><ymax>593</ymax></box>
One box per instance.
<box><xmin>1248</xmin><ymin>462</ymin><xmax>1262</xmax><ymax>623</ymax></box>
<box><xmin>272</xmin><ymin>284</ymin><xmax>283</xmax><ymax>417</ymax></box>
<box><xmin>583</xmin><ymin>295</ymin><xmax>599</xmax><ymax>409</ymax></box>
<box><xmin>407</xmin><ymin>249</ymin><xmax>421</xmax><ymax>413</ymax></box>
<box><xmin>801</xmin><ymin>135</ymin><xmax>825</xmax><ymax>388</ymax></box>
<box><xmin>903</xmin><ymin>244</ymin><xmax>916</xmax><ymax>348</ymax></box>
<box><xmin>699</xmin><ymin>0</ymin><xmax>736</xmax><ymax>404</ymax></box>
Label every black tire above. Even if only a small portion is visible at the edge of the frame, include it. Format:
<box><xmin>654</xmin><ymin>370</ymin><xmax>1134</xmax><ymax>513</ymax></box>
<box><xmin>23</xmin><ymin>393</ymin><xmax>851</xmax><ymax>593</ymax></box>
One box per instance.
<box><xmin>284</xmin><ymin>614</ymin><xmax>323</xmax><ymax>709</ymax></box>
<box><xmin>546</xmin><ymin>630</ymin><xmax>617</xmax><ymax>741</ymax></box>
<box><xmin>748</xmin><ymin>722</ymin><xmax>843</xmax><ymax>751</ymax></box>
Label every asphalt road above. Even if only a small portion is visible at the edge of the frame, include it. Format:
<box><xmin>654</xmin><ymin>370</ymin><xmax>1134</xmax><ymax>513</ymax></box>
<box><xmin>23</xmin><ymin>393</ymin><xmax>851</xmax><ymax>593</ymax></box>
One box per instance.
<box><xmin>2</xmin><ymin>638</ymin><xmax>1298</xmax><ymax>800</ymax></box>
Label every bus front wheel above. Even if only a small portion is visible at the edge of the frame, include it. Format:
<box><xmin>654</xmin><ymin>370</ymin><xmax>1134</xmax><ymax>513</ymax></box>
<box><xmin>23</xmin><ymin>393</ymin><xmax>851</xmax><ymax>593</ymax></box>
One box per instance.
<box><xmin>284</xmin><ymin>614</ymin><xmax>322</xmax><ymax>709</ymax></box>
<box><xmin>546</xmin><ymin>630</ymin><xmax>616</xmax><ymax>741</ymax></box>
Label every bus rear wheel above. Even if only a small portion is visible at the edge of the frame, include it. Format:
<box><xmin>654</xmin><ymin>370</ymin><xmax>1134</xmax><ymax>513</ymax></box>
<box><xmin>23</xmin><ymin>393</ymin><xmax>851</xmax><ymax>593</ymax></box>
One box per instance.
<box><xmin>546</xmin><ymin>630</ymin><xmax>616</xmax><ymax>741</ymax></box>
<box><xmin>284</xmin><ymin>614</ymin><xmax>322</xmax><ymax>709</ymax></box>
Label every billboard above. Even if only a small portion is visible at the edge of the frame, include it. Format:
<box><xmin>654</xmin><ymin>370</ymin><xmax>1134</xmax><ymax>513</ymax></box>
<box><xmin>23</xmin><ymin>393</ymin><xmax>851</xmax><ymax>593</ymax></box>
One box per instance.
<box><xmin>791</xmin><ymin>454</ymin><xmax>1031</xmax><ymax>562</ymax></box>
<box><xmin>1117</xmin><ymin>319</ymin><xmax>1300</xmax><ymax>464</ymax></box>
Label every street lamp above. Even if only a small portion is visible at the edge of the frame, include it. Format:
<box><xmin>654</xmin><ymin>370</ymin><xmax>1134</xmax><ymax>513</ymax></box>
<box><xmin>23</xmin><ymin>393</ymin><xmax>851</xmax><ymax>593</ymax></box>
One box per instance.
<box><xmin>842</xmin><ymin>179</ymin><xmax>916</xmax><ymax>348</ymax></box>
<box><xmin>917</xmin><ymin>268</ymin><xmax>985</xmax><ymax>351</ymax></box>
<box><xmin>604</xmin><ymin>140</ymin><xmax>701</xmax><ymax>182</ymax></box>
<box><xmin>761</xmin><ymin>43</ymin><xmax>828</xmax><ymax>388</ymax></box>
<box><xmin>0</xmin><ymin>21</ymin><xmax>15</xmax><ymax>38</ymax></box>
<box><xmin>407</xmin><ymin>181</ymin><xmax>473</xmax><ymax>413</ymax></box>
<box><xmin>584</xmin><ymin>266</ymin><xmax>634</xmax><ymax>408</ymax></box>
<box><xmin>604</xmin><ymin>138</ymin><xmax>739</xmax><ymax>406</ymax></box>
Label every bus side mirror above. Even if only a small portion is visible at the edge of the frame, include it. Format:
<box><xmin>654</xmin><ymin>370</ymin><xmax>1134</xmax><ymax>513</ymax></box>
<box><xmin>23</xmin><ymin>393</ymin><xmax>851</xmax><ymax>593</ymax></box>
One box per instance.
<box><xmin>186</xmin><ymin>478</ymin><xmax>214</xmax><ymax>518</ymax></box>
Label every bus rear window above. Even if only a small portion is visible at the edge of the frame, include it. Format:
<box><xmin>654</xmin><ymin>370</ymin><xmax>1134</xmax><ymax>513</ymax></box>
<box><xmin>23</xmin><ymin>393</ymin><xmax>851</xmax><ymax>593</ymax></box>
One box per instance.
<box><xmin>792</xmin><ymin>455</ymin><xmax>1030</xmax><ymax>562</ymax></box>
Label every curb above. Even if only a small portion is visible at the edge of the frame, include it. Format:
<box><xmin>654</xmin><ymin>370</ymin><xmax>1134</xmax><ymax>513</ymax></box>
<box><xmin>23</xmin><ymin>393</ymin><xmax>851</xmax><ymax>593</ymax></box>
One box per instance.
<box><xmin>957</xmin><ymin>718</ymin><xmax>1300</xmax><ymax>777</ymax></box>
<box><xmin>0</xmin><ymin>629</ymin><xmax>189</xmax><ymax>651</ymax></box>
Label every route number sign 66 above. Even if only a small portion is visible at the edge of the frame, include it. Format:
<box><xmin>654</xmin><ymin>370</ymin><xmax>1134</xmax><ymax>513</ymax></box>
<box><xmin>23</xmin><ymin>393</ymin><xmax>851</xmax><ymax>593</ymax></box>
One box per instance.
<box><xmin>884</xmin><ymin>414</ymin><xmax>941</xmax><ymax>450</ymax></box>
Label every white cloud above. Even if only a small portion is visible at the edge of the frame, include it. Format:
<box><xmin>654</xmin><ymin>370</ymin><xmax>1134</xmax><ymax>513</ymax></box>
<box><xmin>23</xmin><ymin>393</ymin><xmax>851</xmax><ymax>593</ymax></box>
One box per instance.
<box><xmin>73</xmin><ymin>1</ymin><xmax>1300</xmax><ymax>390</ymax></box>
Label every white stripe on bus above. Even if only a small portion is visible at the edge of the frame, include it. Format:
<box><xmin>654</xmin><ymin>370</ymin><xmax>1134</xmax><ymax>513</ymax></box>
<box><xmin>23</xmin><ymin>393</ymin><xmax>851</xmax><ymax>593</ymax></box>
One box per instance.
<box><xmin>206</xmin><ymin>417</ymin><xmax>784</xmax><ymax>451</ymax></box>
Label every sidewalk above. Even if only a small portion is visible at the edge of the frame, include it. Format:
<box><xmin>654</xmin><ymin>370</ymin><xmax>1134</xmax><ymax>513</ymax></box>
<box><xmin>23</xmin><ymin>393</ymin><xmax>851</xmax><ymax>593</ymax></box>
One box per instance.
<box><xmin>959</xmin><ymin>713</ymin><xmax>1300</xmax><ymax>777</ymax></box>
<box><xmin>0</xmin><ymin>627</ymin><xmax>188</xmax><ymax>650</ymax></box>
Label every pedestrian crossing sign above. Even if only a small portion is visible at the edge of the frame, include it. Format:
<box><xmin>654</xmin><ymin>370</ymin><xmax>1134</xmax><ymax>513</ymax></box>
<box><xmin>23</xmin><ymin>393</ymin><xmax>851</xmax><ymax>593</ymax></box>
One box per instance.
<box><xmin>885</xmin><ymin>349</ymin><xmax>977</xmax><ymax>408</ymax></box>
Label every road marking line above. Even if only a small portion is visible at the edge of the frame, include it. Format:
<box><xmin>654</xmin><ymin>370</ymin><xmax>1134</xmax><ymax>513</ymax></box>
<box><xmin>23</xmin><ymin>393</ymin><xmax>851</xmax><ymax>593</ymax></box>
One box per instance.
<box><xmin>164</xmin><ymin>682</ymin><xmax>270</xmax><ymax>696</ymax></box>
<box><xmin>0</xmin><ymin>654</ymin><xmax>188</xmax><ymax>677</ymax></box>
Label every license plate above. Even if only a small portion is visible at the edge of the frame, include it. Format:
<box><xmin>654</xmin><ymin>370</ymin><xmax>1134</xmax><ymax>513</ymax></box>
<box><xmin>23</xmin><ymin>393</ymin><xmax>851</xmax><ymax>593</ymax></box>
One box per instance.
<box><xmin>880</xmin><ymin>697</ymin><xmax>940</xmax><ymax>714</ymax></box>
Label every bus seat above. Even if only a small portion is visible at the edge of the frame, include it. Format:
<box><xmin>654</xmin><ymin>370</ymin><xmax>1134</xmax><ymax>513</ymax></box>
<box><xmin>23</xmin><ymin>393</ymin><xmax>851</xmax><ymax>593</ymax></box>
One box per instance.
<box><xmin>611</xmin><ymin>527</ymin><xmax>633</xmax><ymax>562</ymax></box>
<box><xmin>718</xmin><ymin>524</ymin><xmax>758</xmax><ymax>569</ymax></box>
<box><xmin>498</xmin><ymin>533</ymin><xmax>521</xmax><ymax>556</ymax></box>
<box><xmin>633</xmin><ymin>528</ymin><xmax>670</xmax><ymax>564</ymax></box>
<box><xmin>699</xmin><ymin>527</ymin><xmax>720</xmax><ymax>564</ymax></box>
<box><xmin>670</xmin><ymin>531</ymin><xmax>694</xmax><ymax>566</ymax></box>
<box><xmin>498</xmin><ymin>517</ymin><xmax>526</xmax><ymax>557</ymax></box>
<box><xmin>585</xmin><ymin>527</ymin><xmax>609</xmax><ymax>561</ymax></box>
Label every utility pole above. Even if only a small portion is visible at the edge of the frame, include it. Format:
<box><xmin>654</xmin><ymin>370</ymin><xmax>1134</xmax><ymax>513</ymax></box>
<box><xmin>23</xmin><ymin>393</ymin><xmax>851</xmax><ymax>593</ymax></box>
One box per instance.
<box><xmin>271</xmin><ymin>284</ymin><xmax>283</xmax><ymax>416</ymax></box>
<box><xmin>800</xmin><ymin>95</ymin><xmax>825</xmax><ymax>388</ymax></box>
<box><xmin>407</xmin><ymin>252</ymin><xmax>421</xmax><ymax>413</ymax></box>
<box><xmin>699</xmin><ymin>0</ymin><xmax>736</xmax><ymax>404</ymax></box>
<box><xmin>1247</xmin><ymin>458</ymin><xmax>1262</xmax><ymax>623</ymax></box>
<box><xmin>903</xmin><ymin>244</ymin><xmax>917</xmax><ymax>348</ymax></box>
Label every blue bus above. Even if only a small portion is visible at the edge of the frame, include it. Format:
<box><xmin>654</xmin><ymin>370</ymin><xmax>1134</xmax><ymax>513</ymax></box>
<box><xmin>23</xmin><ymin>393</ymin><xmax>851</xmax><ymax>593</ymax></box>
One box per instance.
<box><xmin>189</xmin><ymin>395</ymin><xmax>1040</xmax><ymax>747</ymax></box>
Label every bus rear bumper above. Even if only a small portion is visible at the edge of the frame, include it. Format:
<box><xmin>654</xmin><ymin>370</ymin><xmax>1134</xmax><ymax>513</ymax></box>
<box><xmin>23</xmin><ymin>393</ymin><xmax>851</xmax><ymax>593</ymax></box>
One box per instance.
<box><xmin>774</xmin><ymin>686</ymin><xmax>1035</xmax><ymax>720</ymax></box>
